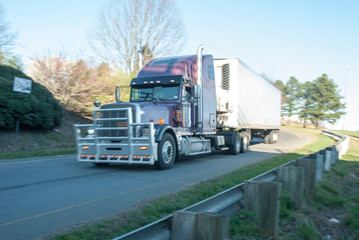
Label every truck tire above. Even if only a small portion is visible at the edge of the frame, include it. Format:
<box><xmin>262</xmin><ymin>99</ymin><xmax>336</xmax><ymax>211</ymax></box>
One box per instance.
<box><xmin>155</xmin><ymin>133</ymin><xmax>176</xmax><ymax>170</ymax></box>
<box><xmin>272</xmin><ymin>131</ymin><xmax>278</xmax><ymax>143</ymax></box>
<box><xmin>240</xmin><ymin>132</ymin><xmax>249</xmax><ymax>153</ymax></box>
<box><xmin>264</xmin><ymin>131</ymin><xmax>278</xmax><ymax>144</ymax></box>
<box><xmin>264</xmin><ymin>134</ymin><xmax>270</xmax><ymax>144</ymax></box>
<box><xmin>229</xmin><ymin>132</ymin><xmax>241</xmax><ymax>155</ymax></box>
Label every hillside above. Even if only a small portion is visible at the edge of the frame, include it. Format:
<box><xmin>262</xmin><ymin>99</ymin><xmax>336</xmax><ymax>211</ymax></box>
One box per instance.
<box><xmin>0</xmin><ymin>109</ymin><xmax>91</xmax><ymax>159</ymax></box>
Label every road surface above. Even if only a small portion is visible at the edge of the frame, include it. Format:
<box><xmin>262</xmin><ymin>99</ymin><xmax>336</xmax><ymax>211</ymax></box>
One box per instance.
<box><xmin>0</xmin><ymin>130</ymin><xmax>311</xmax><ymax>240</ymax></box>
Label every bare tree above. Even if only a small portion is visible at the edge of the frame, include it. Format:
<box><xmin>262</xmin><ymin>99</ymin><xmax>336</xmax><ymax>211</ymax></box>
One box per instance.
<box><xmin>0</xmin><ymin>6</ymin><xmax>17</xmax><ymax>66</ymax></box>
<box><xmin>0</xmin><ymin>6</ymin><xmax>16</xmax><ymax>51</ymax></box>
<box><xmin>27</xmin><ymin>53</ymin><xmax>115</xmax><ymax>112</ymax></box>
<box><xmin>88</xmin><ymin>0</ymin><xmax>186</xmax><ymax>73</ymax></box>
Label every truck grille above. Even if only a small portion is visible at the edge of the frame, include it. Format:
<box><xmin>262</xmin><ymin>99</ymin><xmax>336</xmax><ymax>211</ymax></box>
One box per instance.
<box><xmin>97</xmin><ymin>109</ymin><xmax>129</xmax><ymax>139</ymax></box>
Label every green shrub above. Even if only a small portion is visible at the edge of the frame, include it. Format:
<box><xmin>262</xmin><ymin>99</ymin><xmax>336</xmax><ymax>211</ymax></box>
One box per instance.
<box><xmin>0</xmin><ymin>65</ymin><xmax>62</xmax><ymax>130</ymax></box>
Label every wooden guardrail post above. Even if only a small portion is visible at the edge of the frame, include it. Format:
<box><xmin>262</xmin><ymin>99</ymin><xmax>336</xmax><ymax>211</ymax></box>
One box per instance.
<box><xmin>332</xmin><ymin>146</ymin><xmax>339</xmax><ymax>164</ymax></box>
<box><xmin>338</xmin><ymin>135</ymin><xmax>350</xmax><ymax>158</ymax></box>
<box><xmin>336</xmin><ymin>143</ymin><xmax>342</xmax><ymax>159</ymax></box>
<box><xmin>243</xmin><ymin>181</ymin><xmax>281</xmax><ymax>238</ymax></box>
<box><xmin>320</xmin><ymin>149</ymin><xmax>332</xmax><ymax>172</ymax></box>
<box><xmin>172</xmin><ymin>211</ymin><xmax>197</xmax><ymax>240</ymax></box>
<box><xmin>172</xmin><ymin>211</ymin><xmax>229</xmax><ymax>240</ymax></box>
<box><xmin>196</xmin><ymin>213</ymin><xmax>230</xmax><ymax>240</ymax></box>
<box><xmin>309</xmin><ymin>152</ymin><xmax>324</xmax><ymax>182</ymax></box>
<box><xmin>278</xmin><ymin>166</ymin><xmax>304</xmax><ymax>209</ymax></box>
<box><xmin>296</xmin><ymin>158</ymin><xmax>317</xmax><ymax>196</ymax></box>
<box><xmin>334</xmin><ymin>146</ymin><xmax>339</xmax><ymax>163</ymax></box>
<box><xmin>328</xmin><ymin>146</ymin><xmax>338</xmax><ymax>164</ymax></box>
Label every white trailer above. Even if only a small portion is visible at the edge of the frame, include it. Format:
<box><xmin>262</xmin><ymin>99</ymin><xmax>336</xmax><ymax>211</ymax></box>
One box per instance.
<box><xmin>214</xmin><ymin>58</ymin><xmax>281</xmax><ymax>143</ymax></box>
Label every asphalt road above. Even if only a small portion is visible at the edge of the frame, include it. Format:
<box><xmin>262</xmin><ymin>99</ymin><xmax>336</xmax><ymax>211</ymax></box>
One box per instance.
<box><xmin>0</xmin><ymin>130</ymin><xmax>311</xmax><ymax>240</ymax></box>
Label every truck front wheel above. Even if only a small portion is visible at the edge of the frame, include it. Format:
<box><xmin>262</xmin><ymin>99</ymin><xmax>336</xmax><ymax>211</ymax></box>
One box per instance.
<box><xmin>155</xmin><ymin>133</ymin><xmax>176</xmax><ymax>170</ymax></box>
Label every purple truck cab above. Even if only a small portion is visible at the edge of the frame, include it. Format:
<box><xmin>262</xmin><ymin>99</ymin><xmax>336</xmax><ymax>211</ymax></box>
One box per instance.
<box><xmin>133</xmin><ymin>54</ymin><xmax>217</xmax><ymax>133</ymax></box>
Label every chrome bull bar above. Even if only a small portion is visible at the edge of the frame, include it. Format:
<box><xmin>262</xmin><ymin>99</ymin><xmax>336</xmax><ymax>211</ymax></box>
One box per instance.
<box><xmin>74</xmin><ymin>107</ymin><xmax>156</xmax><ymax>165</ymax></box>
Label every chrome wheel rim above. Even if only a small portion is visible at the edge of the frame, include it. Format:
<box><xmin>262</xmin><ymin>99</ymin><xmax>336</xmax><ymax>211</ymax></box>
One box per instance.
<box><xmin>162</xmin><ymin>141</ymin><xmax>174</xmax><ymax>163</ymax></box>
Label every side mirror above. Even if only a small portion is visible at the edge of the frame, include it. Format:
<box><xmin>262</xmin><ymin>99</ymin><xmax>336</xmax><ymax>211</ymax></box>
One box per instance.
<box><xmin>94</xmin><ymin>100</ymin><xmax>101</xmax><ymax>108</ymax></box>
<box><xmin>115</xmin><ymin>87</ymin><xmax>121</xmax><ymax>102</ymax></box>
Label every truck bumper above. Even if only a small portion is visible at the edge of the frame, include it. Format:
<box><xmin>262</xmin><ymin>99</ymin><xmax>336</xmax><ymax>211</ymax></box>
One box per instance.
<box><xmin>74</xmin><ymin>107</ymin><xmax>157</xmax><ymax>165</ymax></box>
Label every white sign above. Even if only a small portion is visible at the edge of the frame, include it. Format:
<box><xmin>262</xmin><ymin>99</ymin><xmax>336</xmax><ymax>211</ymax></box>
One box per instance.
<box><xmin>13</xmin><ymin>77</ymin><xmax>32</xmax><ymax>94</ymax></box>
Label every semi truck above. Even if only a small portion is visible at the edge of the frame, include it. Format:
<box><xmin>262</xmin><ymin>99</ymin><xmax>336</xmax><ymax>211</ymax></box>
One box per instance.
<box><xmin>74</xmin><ymin>45</ymin><xmax>281</xmax><ymax>170</ymax></box>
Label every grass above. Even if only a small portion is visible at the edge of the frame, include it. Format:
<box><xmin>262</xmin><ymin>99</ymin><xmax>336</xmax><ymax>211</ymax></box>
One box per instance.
<box><xmin>299</xmin><ymin>131</ymin><xmax>359</xmax><ymax>239</ymax></box>
<box><xmin>334</xmin><ymin>130</ymin><xmax>359</xmax><ymax>138</ymax></box>
<box><xmin>344</xmin><ymin>206</ymin><xmax>359</xmax><ymax>229</ymax></box>
<box><xmin>0</xmin><ymin>109</ymin><xmax>88</xmax><ymax>160</ymax></box>
<box><xmin>341</xmin><ymin>137</ymin><xmax>359</xmax><ymax>162</ymax></box>
<box><xmin>298</xmin><ymin>220</ymin><xmax>321</xmax><ymax>240</ymax></box>
<box><xmin>314</xmin><ymin>186</ymin><xmax>345</xmax><ymax>207</ymax></box>
<box><xmin>257</xmin><ymin>129</ymin><xmax>359</xmax><ymax>240</ymax></box>
<box><xmin>230</xmin><ymin>211</ymin><xmax>261</xmax><ymax>240</ymax></box>
<box><xmin>0</xmin><ymin>148</ymin><xmax>76</xmax><ymax>160</ymax></box>
<box><xmin>0</xmin><ymin>129</ymin><xmax>75</xmax><ymax>159</ymax></box>
<box><xmin>305</xmin><ymin>160</ymin><xmax>359</xmax><ymax>239</ymax></box>
<box><xmin>339</xmin><ymin>136</ymin><xmax>359</xmax><ymax>236</ymax></box>
<box><xmin>50</xmin><ymin>127</ymin><xmax>337</xmax><ymax>240</ymax></box>
<box><xmin>320</xmin><ymin>181</ymin><xmax>340</xmax><ymax>195</ymax></box>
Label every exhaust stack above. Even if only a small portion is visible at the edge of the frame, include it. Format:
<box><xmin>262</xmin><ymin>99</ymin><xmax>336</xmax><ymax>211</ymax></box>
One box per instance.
<box><xmin>194</xmin><ymin>44</ymin><xmax>204</xmax><ymax>133</ymax></box>
<box><xmin>137</xmin><ymin>51</ymin><xmax>144</xmax><ymax>70</ymax></box>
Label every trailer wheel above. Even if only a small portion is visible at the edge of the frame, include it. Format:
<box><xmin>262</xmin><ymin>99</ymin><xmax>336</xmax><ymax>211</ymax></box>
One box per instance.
<box><xmin>155</xmin><ymin>133</ymin><xmax>176</xmax><ymax>170</ymax></box>
<box><xmin>240</xmin><ymin>132</ymin><xmax>249</xmax><ymax>153</ymax></box>
<box><xmin>272</xmin><ymin>131</ymin><xmax>278</xmax><ymax>143</ymax></box>
<box><xmin>229</xmin><ymin>132</ymin><xmax>241</xmax><ymax>155</ymax></box>
<box><xmin>265</xmin><ymin>131</ymin><xmax>278</xmax><ymax>144</ymax></box>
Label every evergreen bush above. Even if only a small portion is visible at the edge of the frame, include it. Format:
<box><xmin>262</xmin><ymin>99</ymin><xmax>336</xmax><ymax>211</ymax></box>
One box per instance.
<box><xmin>0</xmin><ymin>65</ymin><xmax>62</xmax><ymax>130</ymax></box>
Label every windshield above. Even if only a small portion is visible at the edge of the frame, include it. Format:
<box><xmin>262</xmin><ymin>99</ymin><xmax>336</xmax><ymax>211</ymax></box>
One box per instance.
<box><xmin>130</xmin><ymin>85</ymin><xmax>180</xmax><ymax>102</ymax></box>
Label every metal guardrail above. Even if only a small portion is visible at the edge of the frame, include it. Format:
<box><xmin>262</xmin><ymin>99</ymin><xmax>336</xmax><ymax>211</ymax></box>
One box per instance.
<box><xmin>322</xmin><ymin>130</ymin><xmax>350</xmax><ymax>158</ymax></box>
<box><xmin>113</xmin><ymin>130</ymin><xmax>349</xmax><ymax>240</ymax></box>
